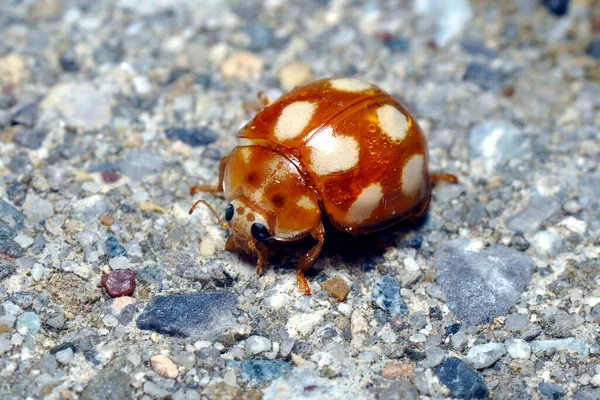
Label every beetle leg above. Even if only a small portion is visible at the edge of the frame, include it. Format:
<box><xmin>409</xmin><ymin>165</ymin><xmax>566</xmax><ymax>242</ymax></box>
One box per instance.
<box><xmin>225</xmin><ymin>235</ymin><xmax>236</xmax><ymax>251</ymax></box>
<box><xmin>257</xmin><ymin>90</ymin><xmax>270</xmax><ymax>106</ymax></box>
<box><xmin>248</xmin><ymin>240</ymin><xmax>269</xmax><ymax>275</ymax></box>
<box><xmin>190</xmin><ymin>156</ymin><xmax>229</xmax><ymax>196</ymax></box>
<box><xmin>296</xmin><ymin>222</ymin><xmax>325</xmax><ymax>296</ymax></box>
<box><xmin>430</xmin><ymin>172</ymin><xmax>458</xmax><ymax>185</ymax></box>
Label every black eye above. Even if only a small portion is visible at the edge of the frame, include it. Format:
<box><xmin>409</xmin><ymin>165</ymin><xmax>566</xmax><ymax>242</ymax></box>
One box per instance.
<box><xmin>251</xmin><ymin>223</ymin><xmax>271</xmax><ymax>242</ymax></box>
<box><xmin>225</xmin><ymin>204</ymin><xmax>234</xmax><ymax>222</ymax></box>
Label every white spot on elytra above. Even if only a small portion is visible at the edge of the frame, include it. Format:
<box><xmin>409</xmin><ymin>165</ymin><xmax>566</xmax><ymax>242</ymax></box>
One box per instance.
<box><xmin>307</xmin><ymin>127</ymin><xmax>359</xmax><ymax>176</ymax></box>
<box><xmin>329</xmin><ymin>78</ymin><xmax>372</xmax><ymax>92</ymax></box>
<box><xmin>274</xmin><ymin>101</ymin><xmax>316</xmax><ymax>141</ymax></box>
<box><xmin>402</xmin><ymin>154</ymin><xmax>425</xmax><ymax>196</ymax></box>
<box><xmin>377</xmin><ymin>104</ymin><xmax>409</xmax><ymax>141</ymax></box>
<box><xmin>296</xmin><ymin>195</ymin><xmax>316</xmax><ymax>210</ymax></box>
<box><xmin>240</xmin><ymin>147</ymin><xmax>252</xmax><ymax>163</ymax></box>
<box><xmin>346</xmin><ymin>183</ymin><xmax>383</xmax><ymax>224</ymax></box>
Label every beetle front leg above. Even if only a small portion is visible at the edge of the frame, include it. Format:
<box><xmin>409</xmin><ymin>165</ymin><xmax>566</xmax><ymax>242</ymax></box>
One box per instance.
<box><xmin>190</xmin><ymin>156</ymin><xmax>229</xmax><ymax>196</ymax></box>
<box><xmin>248</xmin><ymin>240</ymin><xmax>269</xmax><ymax>275</ymax></box>
<box><xmin>296</xmin><ymin>222</ymin><xmax>325</xmax><ymax>296</ymax></box>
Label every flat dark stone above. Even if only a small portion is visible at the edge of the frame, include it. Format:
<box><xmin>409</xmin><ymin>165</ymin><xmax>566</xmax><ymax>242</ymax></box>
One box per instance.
<box><xmin>434</xmin><ymin>357</ymin><xmax>489</xmax><ymax>399</ymax></box>
<box><xmin>137</xmin><ymin>291</ymin><xmax>237</xmax><ymax>339</ymax></box>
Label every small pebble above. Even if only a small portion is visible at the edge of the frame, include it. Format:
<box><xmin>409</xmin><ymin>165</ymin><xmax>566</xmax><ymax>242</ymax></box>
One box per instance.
<box><xmin>505</xmin><ymin>339</ymin><xmax>531</xmax><ymax>360</ymax></box>
<box><xmin>16</xmin><ymin>312</ymin><xmax>41</xmax><ymax>335</ymax></box>
<box><xmin>150</xmin><ymin>354</ymin><xmax>179</xmax><ymax>379</ymax></box>
<box><xmin>106</xmin><ymin>236</ymin><xmax>127</xmax><ymax>258</ymax></box>
<box><xmin>55</xmin><ymin>347</ymin><xmax>74</xmax><ymax>364</ymax></box>
<box><xmin>320</xmin><ymin>276</ymin><xmax>351</xmax><ymax>301</ymax></box>
<box><xmin>562</xmin><ymin>200</ymin><xmax>582</xmax><ymax>215</ymax></box>
<box><xmin>245</xmin><ymin>335</ymin><xmax>272</xmax><ymax>356</ymax></box>
<box><xmin>434</xmin><ymin>357</ymin><xmax>489</xmax><ymax>399</ymax></box>
<box><xmin>0</xmin><ymin>338</ymin><xmax>12</xmax><ymax>355</ymax></box>
<box><xmin>108</xmin><ymin>256</ymin><xmax>130</xmax><ymax>270</ymax></box>
<box><xmin>199</xmin><ymin>238</ymin><xmax>215</xmax><ymax>257</ymax></box>
<box><xmin>541</xmin><ymin>0</ymin><xmax>569</xmax><ymax>16</ymax></box>
<box><xmin>101</xmin><ymin>269</ymin><xmax>136</xmax><ymax>297</ymax></box>
<box><xmin>587</xmin><ymin>38</ymin><xmax>600</xmax><ymax>59</ymax></box>
<box><xmin>372</xmin><ymin>275</ymin><xmax>408</xmax><ymax>317</ymax></box>
<box><xmin>277</xmin><ymin>63</ymin><xmax>313</xmax><ymax>91</ymax></box>
<box><xmin>221</xmin><ymin>52</ymin><xmax>264</xmax><ymax>80</ymax></box>
<box><xmin>538</xmin><ymin>381</ymin><xmax>565</xmax><ymax>399</ymax></box>
<box><xmin>165</xmin><ymin>127</ymin><xmax>219</xmax><ymax>147</ymax></box>
<box><xmin>382</xmin><ymin>362</ymin><xmax>413</xmax><ymax>379</ymax></box>
<box><xmin>100</xmin><ymin>215</ymin><xmax>114</xmax><ymax>226</ymax></box>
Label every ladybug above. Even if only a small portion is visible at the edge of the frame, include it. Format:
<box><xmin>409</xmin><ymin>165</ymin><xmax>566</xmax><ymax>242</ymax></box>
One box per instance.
<box><xmin>190</xmin><ymin>78</ymin><xmax>456</xmax><ymax>295</ymax></box>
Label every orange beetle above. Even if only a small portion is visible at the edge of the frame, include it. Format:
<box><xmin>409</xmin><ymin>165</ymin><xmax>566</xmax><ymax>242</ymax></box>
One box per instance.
<box><xmin>190</xmin><ymin>78</ymin><xmax>456</xmax><ymax>295</ymax></box>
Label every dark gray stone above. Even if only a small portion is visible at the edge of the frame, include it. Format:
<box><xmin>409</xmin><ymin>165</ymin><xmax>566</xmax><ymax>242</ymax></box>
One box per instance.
<box><xmin>378</xmin><ymin>379</ymin><xmax>419</xmax><ymax>400</ymax></box>
<box><xmin>541</xmin><ymin>0</ymin><xmax>569</xmax><ymax>16</ymax></box>
<box><xmin>165</xmin><ymin>127</ymin><xmax>219</xmax><ymax>147</ymax></box>
<box><xmin>434</xmin><ymin>357</ymin><xmax>489</xmax><ymax>399</ymax></box>
<box><xmin>372</xmin><ymin>275</ymin><xmax>408</xmax><ymax>317</ymax></box>
<box><xmin>137</xmin><ymin>291</ymin><xmax>237</xmax><ymax>339</ymax></box>
<box><xmin>539</xmin><ymin>382</ymin><xmax>565</xmax><ymax>399</ymax></box>
<box><xmin>80</xmin><ymin>357</ymin><xmax>133</xmax><ymax>400</ymax></box>
<box><xmin>506</xmin><ymin>194</ymin><xmax>560</xmax><ymax>233</ymax></box>
<box><xmin>11</xmin><ymin>103</ymin><xmax>38</xmax><ymax>127</ymax></box>
<box><xmin>433</xmin><ymin>239</ymin><xmax>534</xmax><ymax>326</ymax></box>
<box><xmin>12</xmin><ymin>128</ymin><xmax>48</xmax><ymax>149</ymax></box>
<box><xmin>0</xmin><ymin>259</ymin><xmax>16</xmax><ymax>281</ymax></box>
<box><xmin>463</xmin><ymin>63</ymin><xmax>506</xmax><ymax>92</ymax></box>
<box><xmin>0</xmin><ymin>199</ymin><xmax>25</xmax><ymax>242</ymax></box>
<box><xmin>587</xmin><ymin>38</ymin><xmax>600</xmax><ymax>59</ymax></box>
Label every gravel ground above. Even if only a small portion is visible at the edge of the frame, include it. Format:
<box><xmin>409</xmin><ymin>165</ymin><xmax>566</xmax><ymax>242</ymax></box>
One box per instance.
<box><xmin>1</xmin><ymin>0</ymin><xmax>599</xmax><ymax>399</ymax></box>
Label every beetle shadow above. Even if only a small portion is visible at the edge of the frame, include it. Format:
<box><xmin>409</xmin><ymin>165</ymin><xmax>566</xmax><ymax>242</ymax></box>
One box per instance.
<box><xmin>266</xmin><ymin>214</ymin><xmax>429</xmax><ymax>279</ymax></box>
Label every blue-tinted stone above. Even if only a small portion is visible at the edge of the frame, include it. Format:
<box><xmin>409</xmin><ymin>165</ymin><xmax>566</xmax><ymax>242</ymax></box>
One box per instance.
<box><xmin>541</xmin><ymin>0</ymin><xmax>569</xmax><ymax>16</ymax></box>
<box><xmin>244</xmin><ymin>23</ymin><xmax>273</xmax><ymax>51</ymax></box>
<box><xmin>0</xmin><ymin>259</ymin><xmax>15</xmax><ymax>281</ymax></box>
<box><xmin>434</xmin><ymin>240</ymin><xmax>534</xmax><ymax>326</ymax></box>
<box><xmin>195</xmin><ymin>73</ymin><xmax>211</xmax><ymax>88</ymax></box>
<box><xmin>241</xmin><ymin>359</ymin><xmax>292</xmax><ymax>383</ymax></box>
<box><xmin>434</xmin><ymin>357</ymin><xmax>489</xmax><ymax>399</ymax></box>
<box><xmin>398</xmin><ymin>234</ymin><xmax>422</xmax><ymax>249</ymax></box>
<box><xmin>0</xmin><ymin>199</ymin><xmax>25</xmax><ymax>242</ymax></box>
<box><xmin>460</xmin><ymin>39</ymin><xmax>498</xmax><ymax>58</ymax></box>
<box><xmin>137</xmin><ymin>291</ymin><xmax>237</xmax><ymax>339</ymax></box>
<box><xmin>118</xmin><ymin>150</ymin><xmax>163</xmax><ymax>181</ymax></box>
<box><xmin>372</xmin><ymin>275</ymin><xmax>408</xmax><ymax>317</ymax></box>
<box><xmin>106</xmin><ymin>236</ymin><xmax>127</xmax><ymax>258</ymax></box>
<box><xmin>539</xmin><ymin>382</ymin><xmax>565</xmax><ymax>399</ymax></box>
<box><xmin>384</xmin><ymin>37</ymin><xmax>410</xmax><ymax>53</ymax></box>
<box><xmin>446</xmin><ymin>323</ymin><xmax>462</xmax><ymax>335</ymax></box>
<box><xmin>587</xmin><ymin>38</ymin><xmax>600</xmax><ymax>59</ymax></box>
<box><xmin>11</xmin><ymin>103</ymin><xmax>38</xmax><ymax>127</ymax></box>
<box><xmin>165</xmin><ymin>127</ymin><xmax>219</xmax><ymax>147</ymax></box>
<box><xmin>50</xmin><ymin>342</ymin><xmax>77</xmax><ymax>355</ymax></box>
<box><xmin>0</xmin><ymin>239</ymin><xmax>23</xmax><ymax>258</ymax></box>
<box><xmin>12</xmin><ymin>128</ymin><xmax>48</xmax><ymax>149</ymax></box>
<box><xmin>6</xmin><ymin>181</ymin><xmax>27</xmax><ymax>207</ymax></box>
<box><xmin>415</xmin><ymin>0</ymin><xmax>473</xmax><ymax>46</ymax></box>
<box><xmin>463</xmin><ymin>63</ymin><xmax>505</xmax><ymax>92</ymax></box>
<box><xmin>506</xmin><ymin>194</ymin><xmax>560</xmax><ymax>233</ymax></box>
<box><xmin>17</xmin><ymin>312</ymin><xmax>42</xmax><ymax>335</ymax></box>
<box><xmin>468</xmin><ymin>120</ymin><xmax>530</xmax><ymax>173</ymax></box>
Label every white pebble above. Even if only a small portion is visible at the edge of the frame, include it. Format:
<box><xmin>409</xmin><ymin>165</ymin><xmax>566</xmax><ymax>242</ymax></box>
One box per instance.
<box><xmin>109</xmin><ymin>256</ymin><xmax>129</xmax><ymax>270</ymax></box>
<box><xmin>31</xmin><ymin>263</ymin><xmax>48</xmax><ymax>281</ymax></box>
<box><xmin>245</xmin><ymin>335</ymin><xmax>272</xmax><ymax>355</ymax></box>
<box><xmin>56</xmin><ymin>348</ymin><xmax>74</xmax><ymax>364</ymax></box>
<box><xmin>13</xmin><ymin>234</ymin><xmax>34</xmax><ymax>249</ymax></box>
<box><xmin>199</xmin><ymin>238</ymin><xmax>215</xmax><ymax>257</ymax></box>
<box><xmin>103</xmin><ymin>314</ymin><xmax>119</xmax><ymax>328</ymax></box>
<box><xmin>505</xmin><ymin>339</ymin><xmax>531</xmax><ymax>360</ymax></box>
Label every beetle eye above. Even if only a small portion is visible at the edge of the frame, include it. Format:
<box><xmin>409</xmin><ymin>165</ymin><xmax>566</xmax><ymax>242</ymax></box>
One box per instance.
<box><xmin>225</xmin><ymin>204</ymin><xmax>234</xmax><ymax>222</ymax></box>
<box><xmin>251</xmin><ymin>223</ymin><xmax>271</xmax><ymax>242</ymax></box>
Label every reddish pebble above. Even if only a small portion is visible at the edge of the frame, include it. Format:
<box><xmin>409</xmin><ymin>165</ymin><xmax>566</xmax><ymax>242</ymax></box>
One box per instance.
<box><xmin>101</xmin><ymin>170</ymin><xmax>120</xmax><ymax>183</ymax></box>
<box><xmin>101</xmin><ymin>270</ymin><xmax>136</xmax><ymax>297</ymax></box>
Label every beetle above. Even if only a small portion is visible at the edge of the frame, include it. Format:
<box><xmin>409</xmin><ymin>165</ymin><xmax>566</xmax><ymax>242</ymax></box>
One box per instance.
<box><xmin>190</xmin><ymin>78</ymin><xmax>456</xmax><ymax>295</ymax></box>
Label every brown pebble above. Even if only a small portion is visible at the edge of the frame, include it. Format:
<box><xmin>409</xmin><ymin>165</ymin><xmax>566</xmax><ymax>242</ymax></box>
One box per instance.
<box><xmin>320</xmin><ymin>276</ymin><xmax>351</xmax><ymax>301</ymax></box>
<box><xmin>100</xmin><ymin>215</ymin><xmax>114</xmax><ymax>226</ymax></box>
<box><xmin>150</xmin><ymin>355</ymin><xmax>179</xmax><ymax>379</ymax></box>
<box><xmin>381</xmin><ymin>362</ymin><xmax>414</xmax><ymax>379</ymax></box>
<box><xmin>101</xmin><ymin>270</ymin><xmax>136</xmax><ymax>297</ymax></box>
<box><xmin>203</xmin><ymin>383</ymin><xmax>262</xmax><ymax>400</ymax></box>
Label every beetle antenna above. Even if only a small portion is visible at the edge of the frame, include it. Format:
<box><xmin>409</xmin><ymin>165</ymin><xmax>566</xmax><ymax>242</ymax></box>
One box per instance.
<box><xmin>189</xmin><ymin>199</ymin><xmax>230</xmax><ymax>230</ymax></box>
